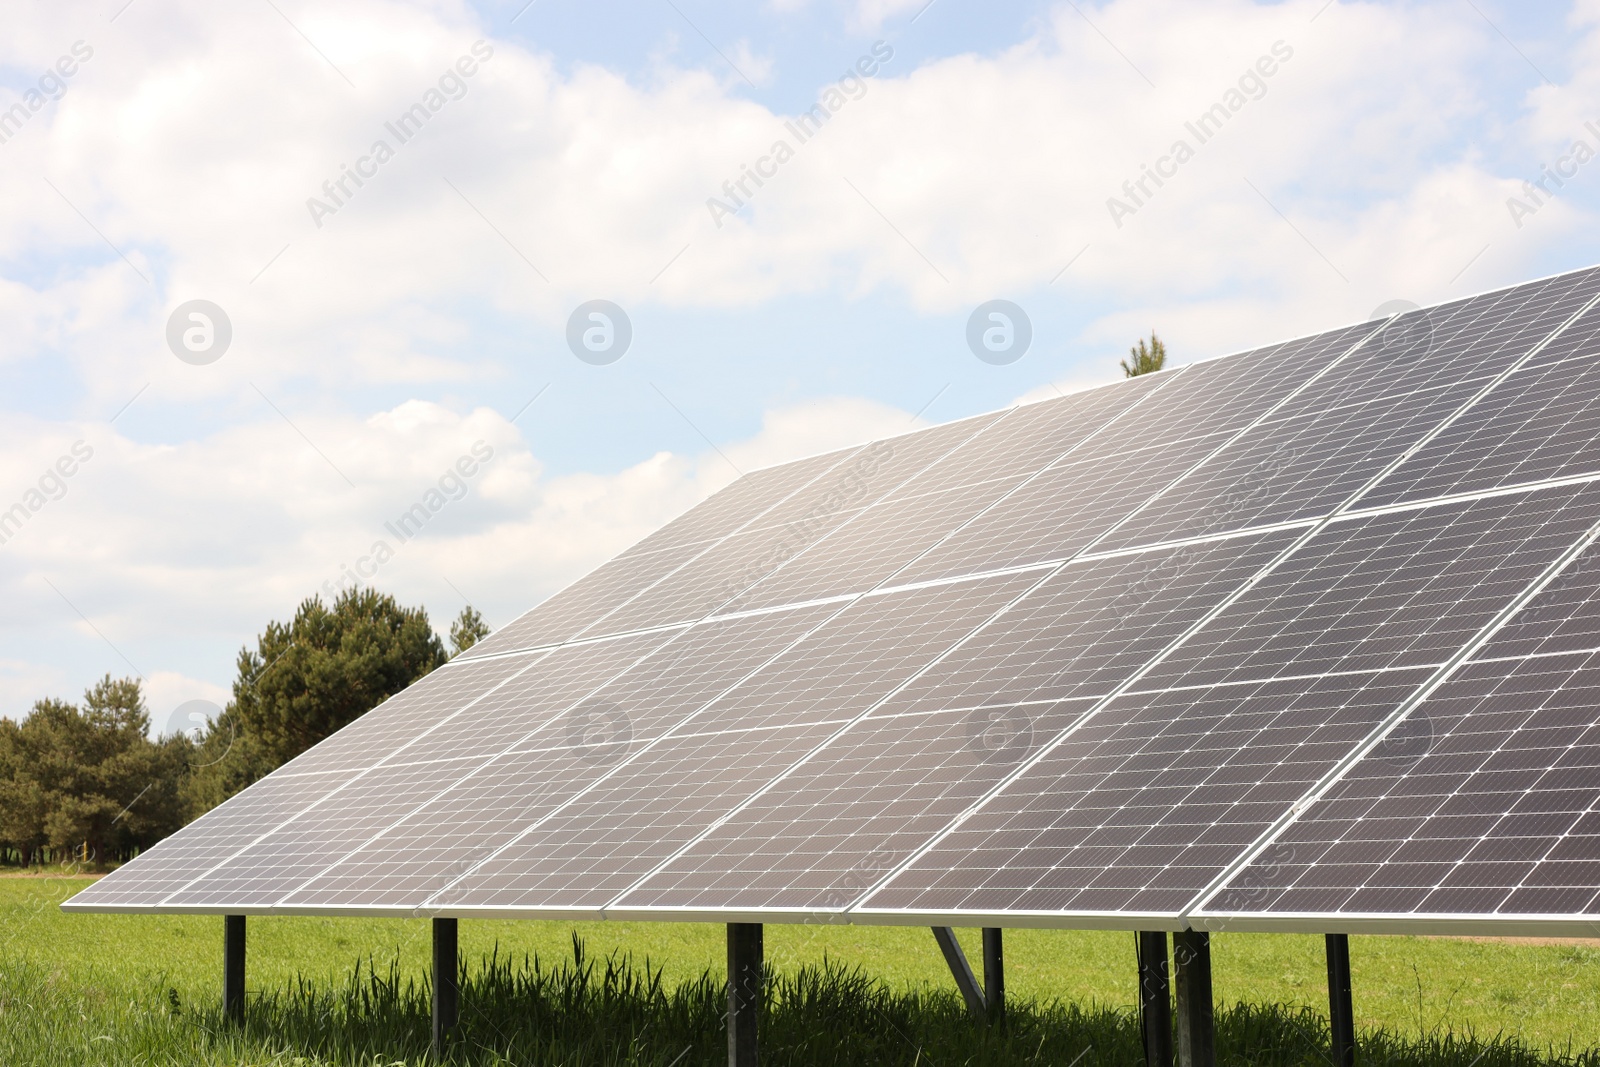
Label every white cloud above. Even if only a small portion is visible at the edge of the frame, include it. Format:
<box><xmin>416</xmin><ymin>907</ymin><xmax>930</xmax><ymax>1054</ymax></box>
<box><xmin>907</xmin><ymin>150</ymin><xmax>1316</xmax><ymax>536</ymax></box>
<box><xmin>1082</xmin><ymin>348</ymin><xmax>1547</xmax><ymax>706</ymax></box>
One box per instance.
<box><xmin>0</xmin><ymin>392</ymin><xmax>914</xmax><ymax>716</ymax></box>
<box><xmin>849</xmin><ymin>0</ymin><xmax>929</xmax><ymax>30</ymax></box>
<box><xmin>6</xmin><ymin>0</ymin><xmax>1600</xmax><ymax>714</ymax></box>
<box><xmin>0</xmin><ymin>0</ymin><xmax>1577</xmax><ymax>404</ymax></box>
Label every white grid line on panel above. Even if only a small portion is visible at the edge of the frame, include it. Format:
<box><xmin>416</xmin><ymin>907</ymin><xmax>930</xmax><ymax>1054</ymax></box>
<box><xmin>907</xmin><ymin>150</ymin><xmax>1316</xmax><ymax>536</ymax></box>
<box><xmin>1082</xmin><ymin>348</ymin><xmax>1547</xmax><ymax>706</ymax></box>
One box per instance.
<box><xmin>611</xmin><ymin>407</ymin><xmax>1022</xmax><ymax>627</ymax></box>
<box><xmin>413</xmin><ymin>604</ymin><xmax>913</xmax><ymax>909</ymax></box>
<box><xmin>151</xmin><ymin>652</ymin><xmax>553</xmax><ymax>906</ymax></box>
<box><xmin>1474</xmin><ymin>643</ymin><xmax>1600</xmax><ymax>665</ymax></box>
<box><xmin>275</xmin><ymin>611</ymin><xmax>842</xmax><ymax>908</ymax></box>
<box><xmin>852</xmin><ymin>282</ymin><xmax>1600</xmax><ymax>918</ymax></box>
<box><xmin>442</xmin><ymin>620</ymin><xmax>694</xmax><ymax>667</ymax></box>
<box><xmin>1189</xmin><ymin>499</ymin><xmax>1600</xmax><ymax>922</ymax></box>
<box><xmin>180</xmin><ymin>625</ymin><xmax>693</xmax><ymax>909</ymax></box>
<box><xmin>1203</xmin><ymin>647</ymin><xmax>1600</xmax><ymax>921</ymax></box>
<box><xmin>469</xmin><ymin>399</ymin><xmax>1030</xmax><ymax>668</ymax></box>
<box><xmin>420</xmin><ymin>573</ymin><xmax>1051</xmax><ymax>914</ymax></box>
<box><xmin>462</xmin><ymin>440</ymin><xmax>886</xmax><ymax>659</ymax></box>
<box><xmin>406</xmin><ymin>371</ymin><xmax>1203</xmax><ymax>909</ymax></box>
<box><xmin>714</xmin><ymin>368</ymin><xmax>1196</xmax><ymax>609</ymax></box>
<box><xmin>604</xmin><ymin>326</ymin><xmax>1388</xmax><ymax>913</ymax></box>
<box><xmin>412</xmin><ymin>374</ymin><xmax>1203</xmax><ymax>908</ymax></box>
<box><xmin>438</xmin><ymin>469</ymin><xmax>1600</xmax><ymax>675</ymax></box>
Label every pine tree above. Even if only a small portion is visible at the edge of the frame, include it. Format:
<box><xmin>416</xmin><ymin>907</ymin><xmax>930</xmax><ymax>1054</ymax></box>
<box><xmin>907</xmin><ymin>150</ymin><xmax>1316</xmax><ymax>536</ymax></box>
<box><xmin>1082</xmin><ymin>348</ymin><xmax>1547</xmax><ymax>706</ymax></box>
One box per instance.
<box><xmin>450</xmin><ymin>605</ymin><xmax>490</xmax><ymax>656</ymax></box>
<box><xmin>1122</xmin><ymin>332</ymin><xmax>1168</xmax><ymax>377</ymax></box>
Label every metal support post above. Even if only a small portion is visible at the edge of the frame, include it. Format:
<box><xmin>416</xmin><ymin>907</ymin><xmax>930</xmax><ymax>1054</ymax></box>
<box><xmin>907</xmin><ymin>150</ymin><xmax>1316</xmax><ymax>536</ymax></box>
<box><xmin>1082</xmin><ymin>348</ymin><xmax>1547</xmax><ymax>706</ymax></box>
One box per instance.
<box><xmin>931</xmin><ymin>927</ymin><xmax>986</xmax><ymax>1022</ymax></box>
<box><xmin>728</xmin><ymin>923</ymin><xmax>763</xmax><ymax>1067</ymax></box>
<box><xmin>432</xmin><ymin>917</ymin><xmax>459</xmax><ymax>1058</ymax></box>
<box><xmin>982</xmin><ymin>927</ymin><xmax>1004</xmax><ymax>1026</ymax></box>
<box><xmin>1137</xmin><ymin>930</ymin><xmax>1173</xmax><ymax>1067</ymax></box>
<box><xmin>224</xmin><ymin>915</ymin><xmax>246</xmax><ymax>1023</ymax></box>
<box><xmin>1173</xmin><ymin>930</ymin><xmax>1215</xmax><ymax>1067</ymax></box>
<box><xmin>1326</xmin><ymin>933</ymin><xmax>1356</xmax><ymax>1067</ymax></box>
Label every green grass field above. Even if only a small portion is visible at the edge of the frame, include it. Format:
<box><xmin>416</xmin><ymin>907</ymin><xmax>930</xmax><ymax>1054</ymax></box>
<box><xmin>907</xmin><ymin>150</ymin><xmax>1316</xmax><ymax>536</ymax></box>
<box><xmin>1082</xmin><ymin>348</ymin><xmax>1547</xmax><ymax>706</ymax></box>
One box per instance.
<box><xmin>7</xmin><ymin>875</ymin><xmax>1600</xmax><ymax>1064</ymax></box>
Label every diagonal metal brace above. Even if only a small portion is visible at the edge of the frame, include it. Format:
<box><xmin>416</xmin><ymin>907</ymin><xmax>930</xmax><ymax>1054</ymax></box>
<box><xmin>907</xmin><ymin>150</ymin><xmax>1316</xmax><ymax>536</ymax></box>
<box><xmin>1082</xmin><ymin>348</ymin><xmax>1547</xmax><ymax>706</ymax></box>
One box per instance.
<box><xmin>931</xmin><ymin>927</ymin><xmax>986</xmax><ymax>1022</ymax></box>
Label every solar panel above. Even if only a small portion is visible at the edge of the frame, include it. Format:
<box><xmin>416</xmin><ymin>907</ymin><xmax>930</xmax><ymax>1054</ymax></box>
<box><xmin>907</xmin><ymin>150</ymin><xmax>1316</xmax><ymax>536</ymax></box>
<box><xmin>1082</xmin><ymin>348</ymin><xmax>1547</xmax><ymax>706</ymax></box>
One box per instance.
<box><xmin>455</xmin><ymin>446</ymin><xmax>867</xmax><ymax>658</ymax></box>
<box><xmin>284</xmin><ymin>602</ymin><xmax>843</xmax><ymax>910</ymax></box>
<box><xmin>1360</xmin><ymin>311</ymin><xmax>1600</xmax><ymax>509</ymax></box>
<box><xmin>1101</xmin><ymin>271</ymin><xmax>1600</xmax><ymax>552</ymax></box>
<box><xmin>861</xmin><ymin>482</ymin><xmax>1600</xmax><ymax>919</ymax></box>
<box><xmin>67</xmin><ymin>262</ymin><xmax>1600</xmax><ymax>936</ymax></box>
<box><xmin>864</xmin><ymin>670</ymin><xmax>1437</xmax><ymax>918</ymax></box>
<box><xmin>512</xmin><ymin>410</ymin><xmax>1012</xmax><ymax>645</ymax></box>
<box><xmin>1200</xmin><ymin>524</ymin><xmax>1600</xmax><ymax>927</ymax></box>
<box><xmin>712</xmin><ymin>376</ymin><xmax>1174</xmax><ymax>611</ymax></box>
<box><xmin>620</xmin><ymin>529</ymin><xmax>1299</xmax><ymax>914</ymax></box>
<box><xmin>429</xmin><ymin>573</ymin><xmax>1042</xmax><ymax>912</ymax></box>
<box><xmin>157</xmin><ymin>630</ymin><xmax>675</xmax><ymax>909</ymax></box>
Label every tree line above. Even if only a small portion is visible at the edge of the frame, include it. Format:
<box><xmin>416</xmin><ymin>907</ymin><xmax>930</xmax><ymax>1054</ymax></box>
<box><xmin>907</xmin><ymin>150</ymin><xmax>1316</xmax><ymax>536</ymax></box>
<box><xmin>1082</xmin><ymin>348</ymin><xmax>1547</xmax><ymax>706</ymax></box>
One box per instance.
<box><xmin>0</xmin><ymin>588</ymin><xmax>488</xmax><ymax>867</ymax></box>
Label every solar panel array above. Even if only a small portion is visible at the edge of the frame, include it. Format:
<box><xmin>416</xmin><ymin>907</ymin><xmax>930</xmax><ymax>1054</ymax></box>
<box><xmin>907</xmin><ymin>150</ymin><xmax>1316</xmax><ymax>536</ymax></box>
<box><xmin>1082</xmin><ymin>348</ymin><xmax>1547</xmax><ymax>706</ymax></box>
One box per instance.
<box><xmin>66</xmin><ymin>264</ymin><xmax>1600</xmax><ymax>934</ymax></box>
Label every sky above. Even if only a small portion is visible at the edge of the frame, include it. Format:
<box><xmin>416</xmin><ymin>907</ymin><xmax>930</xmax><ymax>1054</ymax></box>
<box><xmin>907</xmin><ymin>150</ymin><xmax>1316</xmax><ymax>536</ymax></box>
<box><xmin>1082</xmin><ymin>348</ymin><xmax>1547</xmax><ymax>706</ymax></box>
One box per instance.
<box><xmin>1</xmin><ymin>0</ymin><xmax>1598</xmax><ymax>734</ymax></box>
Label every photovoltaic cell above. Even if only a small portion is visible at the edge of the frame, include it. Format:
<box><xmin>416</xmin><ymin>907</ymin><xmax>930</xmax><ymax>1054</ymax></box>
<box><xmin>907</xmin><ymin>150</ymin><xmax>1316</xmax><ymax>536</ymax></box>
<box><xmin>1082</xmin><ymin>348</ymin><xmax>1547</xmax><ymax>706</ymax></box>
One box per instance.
<box><xmin>885</xmin><ymin>529</ymin><xmax>1301</xmax><ymax>715</ymax></box>
<box><xmin>715</xmin><ymin>376</ymin><xmax>1190</xmax><ymax>612</ymax></box>
<box><xmin>451</xmin><ymin>547</ymin><xmax>708</xmax><ymax>659</ymax></box>
<box><xmin>898</xmin><ymin>373</ymin><xmax>1168</xmax><ymax>488</ymax></box>
<box><xmin>1098</xmin><ymin>377</ymin><xmax>1475</xmax><ymax>552</ymax></box>
<box><xmin>1361</xmin><ymin>310</ymin><xmax>1600</xmax><ymax>508</ymax></box>
<box><xmin>1203</xmin><ymin>522</ymin><xmax>1600</xmax><ymax>922</ymax></box>
<box><xmin>1481</xmin><ymin>539</ymin><xmax>1600</xmax><ymax>659</ymax></box>
<box><xmin>1268</xmin><ymin>268</ymin><xmax>1600</xmax><ymax>441</ymax></box>
<box><xmin>430</xmin><ymin>573</ymin><xmax>1039</xmax><ymax>910</ymax></box>
<box><xmin>1104</xmin><ymin>279</ymin><xmax>1600</xmax><ymax>552</ymax></box>
<box><xmin>1141</xmin><ymin>483</ymin><xmax>1600</xmax><ymax>689</ymax></box>
<box><xmin>1107</xmin><ymin>329</ymin><xmax>1360</xmax><ymax>443</ymax></box>
<box><xmin>60</xmin><ymin>769</ymin><xmax>351</xmax><ymax>911</ymax></box>
<box><xmin>720</xmin><ymin>479</ymin><xmax>1038</xmax><ymax>612</ymax></box>
<box><xmin>617</xmin><ymin>446</ymin><xmax>860</xmax><ymax>558</ymax></box>
<box><xmin>283</xmin><ymin>602</ymin><xmax>841</xmax><ymax>909</ymax></box>
<box><xmin>276</xmin><ymin>651</ymin><xmax>543</xmax><ymax>775</ymax></box>
<box><xmin>883</xmin><ymin>330</ymin><xmax>1379</xmax><ymax>589</ymax></box>
<box><xmin>621</xmin><ymin>529</ymin><xmax>1300</xmax><ymax>912</ymax></box>
<box><xmin>619</xmin><ymin>701</ymin><xmax>1095</xmax><ymax>912</ymax></box>
<box><xmin>157</xmin><ymin>631</ymin><xmax>674</xmax><ymax>909</ymax></box>
<box><xmin>457</xmin><ymin>448</ymin><xmax>864</xmax><ymax>659</ymax></box>
<box><xmin>864</xmin><ymin>669</ymin><xmax>1436</xmax><ymax>917</ymax></box>
<box><xmin>892</xmin><ymin>433</ymin><xmax>1235</xmax><ymax>584</ymax></box>
<box><xmin>1203</xmin><ymin>652</ymin><xmax>1600</xmax><ymax>920</ymax></box>
<box><xmin>547</xmin><ymin>411</ymin><xmax>1011</xmax><ymax>637</ymax></box>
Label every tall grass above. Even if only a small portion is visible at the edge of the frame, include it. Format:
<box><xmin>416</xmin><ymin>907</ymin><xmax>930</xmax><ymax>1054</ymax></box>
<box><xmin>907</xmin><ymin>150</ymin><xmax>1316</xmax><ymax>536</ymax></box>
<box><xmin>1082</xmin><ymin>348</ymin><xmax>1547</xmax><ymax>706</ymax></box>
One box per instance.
<box><xmin>3</xmin><ymin>934</ymin><xmax>1599</xmax><ymax>1066</ymax></box>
